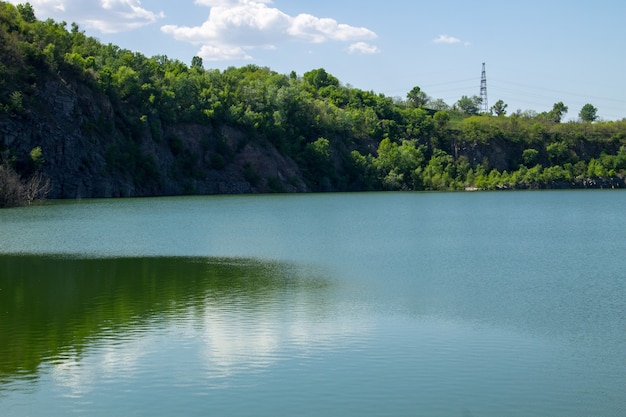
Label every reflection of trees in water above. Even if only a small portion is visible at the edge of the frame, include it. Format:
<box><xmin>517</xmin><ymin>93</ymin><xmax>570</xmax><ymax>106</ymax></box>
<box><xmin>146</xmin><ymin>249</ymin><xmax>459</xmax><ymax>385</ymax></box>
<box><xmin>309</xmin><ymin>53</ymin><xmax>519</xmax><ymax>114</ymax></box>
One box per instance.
<box><xmin>0</xmin><ymin>255</ymin><xmax>331</xmax><ymax>385</ymax></box>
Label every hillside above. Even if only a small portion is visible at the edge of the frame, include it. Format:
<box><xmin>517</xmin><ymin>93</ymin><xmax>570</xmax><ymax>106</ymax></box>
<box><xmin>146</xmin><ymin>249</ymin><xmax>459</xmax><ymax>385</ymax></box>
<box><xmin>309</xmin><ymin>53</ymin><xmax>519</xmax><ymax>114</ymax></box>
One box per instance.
<box><xmin>1</xmin><ymin>2</ymin><xmax>626</xmax><ymax>205</ymax></box>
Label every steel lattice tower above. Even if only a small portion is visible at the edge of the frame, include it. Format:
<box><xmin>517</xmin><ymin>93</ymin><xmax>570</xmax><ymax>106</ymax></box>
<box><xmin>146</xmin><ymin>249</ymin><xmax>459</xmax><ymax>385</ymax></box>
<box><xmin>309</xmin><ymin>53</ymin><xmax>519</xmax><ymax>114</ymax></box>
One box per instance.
<box><xmin>480</xmin><ymin>62</ymin><xmax>488</xmax><ymax>113</ymax></box>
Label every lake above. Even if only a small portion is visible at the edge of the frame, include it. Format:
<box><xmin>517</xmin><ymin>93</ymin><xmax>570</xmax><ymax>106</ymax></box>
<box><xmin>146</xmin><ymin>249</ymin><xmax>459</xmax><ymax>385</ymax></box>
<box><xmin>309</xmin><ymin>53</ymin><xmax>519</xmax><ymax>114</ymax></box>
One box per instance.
<box><xmin>1</xmin><ymin>190</ymin><xmax>625</xmax><ymax>416</ymax></box>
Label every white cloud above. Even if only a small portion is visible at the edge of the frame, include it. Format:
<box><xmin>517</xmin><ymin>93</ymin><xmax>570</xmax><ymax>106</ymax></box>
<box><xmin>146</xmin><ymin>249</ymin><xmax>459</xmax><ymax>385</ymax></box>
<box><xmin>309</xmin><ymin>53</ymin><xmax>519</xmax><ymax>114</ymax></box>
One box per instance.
<box><xmin>7</xmin><ymin>0</ymin><xmax>164</xmax><ymax>33</ymax></box>
<box><xmin>197</xmin><ymin>44</ymin><xmax>253</xmax><ymax>61</ymax></box>
<box><xmin>162</xmin><ymin>0</ymin><xmax>378</xmax><ymax>61</ymax></box>
<box><xmin>347</xmin><ymin>42</ymin><xmax>381</xmax><ymax>55</ymax></box>
<box><xmin>287</xmin><ymin>13</ymin><xmax>376</xmax><ymax>43</ymax></box>
<box><xmin>7</xmin><ymin>0</ymin><xmax>62</xmax><ymax>13</ymax></box>
<box><xmin>162</xmin><ymin>1</ymin><xmax>291</xmax><ymax>45</ymax></box>
<box><xmin>195</xmin><ymin>0</ymin><xmax>273</xmax><ymax>5</ymax></box>
<box><xmin>433</xmin><ymin>34</ymin><xmax>462</xmax><ymax>44</ymax></box>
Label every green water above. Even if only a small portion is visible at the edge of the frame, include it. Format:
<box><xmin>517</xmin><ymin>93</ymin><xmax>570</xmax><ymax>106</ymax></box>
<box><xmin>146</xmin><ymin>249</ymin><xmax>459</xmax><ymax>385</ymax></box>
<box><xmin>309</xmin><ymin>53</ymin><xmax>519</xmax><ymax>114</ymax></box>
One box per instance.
<box><xmin>1</xmin><ymin>191</ymin><xmax>625</xmax><ymax>416</ymax></box>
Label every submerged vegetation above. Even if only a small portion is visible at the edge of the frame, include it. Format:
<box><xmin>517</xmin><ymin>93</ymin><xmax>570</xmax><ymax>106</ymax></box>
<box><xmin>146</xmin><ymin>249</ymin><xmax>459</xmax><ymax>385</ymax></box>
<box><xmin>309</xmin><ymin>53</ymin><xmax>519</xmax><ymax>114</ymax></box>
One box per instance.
<box><xmin>1</xmin><ymin>1</ymin><xmax>625</xmax><ymax>205</ymax></box>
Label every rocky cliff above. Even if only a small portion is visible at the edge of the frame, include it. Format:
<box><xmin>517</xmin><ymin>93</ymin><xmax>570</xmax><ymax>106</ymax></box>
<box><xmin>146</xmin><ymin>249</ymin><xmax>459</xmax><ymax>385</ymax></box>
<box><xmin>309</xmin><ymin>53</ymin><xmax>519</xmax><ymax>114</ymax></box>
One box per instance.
<box><xmin>0</xmin><ymin>72</ymin><xmax>308</xmax><ymax>199</ymax></box>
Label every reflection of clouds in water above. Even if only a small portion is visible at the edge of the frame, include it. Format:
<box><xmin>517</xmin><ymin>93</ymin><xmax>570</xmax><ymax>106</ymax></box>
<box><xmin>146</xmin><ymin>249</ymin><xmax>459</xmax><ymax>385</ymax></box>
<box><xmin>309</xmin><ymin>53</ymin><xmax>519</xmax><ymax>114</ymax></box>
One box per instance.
<box><xmin>49</xmin><ymin>292</ymin><xmax>373</xmax><ymax>396</ymax></box>
<box><xmin>200</xmin><ymin>306</ymin><xmax>281</xmax><ymax>376</ymax></box>
<box><xmin>50</xmin><ymin>354</ymin><xmax>92</xmax><ymax>398</ymax></box>
<box><xmin>199</xmin><ymin>299</ymin><xmax>372</xmax><ymax>380</ymax></box>
<box><xmin>50</xmin><ymin>334</ymin><xmax>155</xmax><ymax>398</ymax></box>
<box><xmin>99</xmin><ymin>337</ymin><xmax>151</xmax><ymax>377</ymax></box>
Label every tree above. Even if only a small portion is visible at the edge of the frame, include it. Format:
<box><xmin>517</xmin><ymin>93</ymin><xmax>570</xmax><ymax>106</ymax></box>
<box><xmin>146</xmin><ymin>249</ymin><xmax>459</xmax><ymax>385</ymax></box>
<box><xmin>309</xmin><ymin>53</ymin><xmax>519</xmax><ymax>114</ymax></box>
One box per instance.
<box><xmin>522</xmin><ymin>148</ymin><xmax>539</xmax><ymax>167</ymax></box>
<box><xmin>16</xmin><ymin>2</ymin><xmax>36</xmax><ymax>23</ymax></box>
<box><xmin>579</xmin><ymin>103</ymin><xmax>598</xmax><ymax>122</ymax></box>
<box><xmin>112</xmin><ymin>65</ymin><xmax>140</xmax><ymax>101</ymax></box>
<box><xmin>302</xmin><ymin>137</ymin><xmax>335</xmax><ymax>190</ymax></box>
<box><xmin>433</xmin><ymin>110</ymin><xmax>450</xmax><ymax>130</ymax></box>
<box><xmin>428</xmin><ymin>98</ymin><xmax>449</xmax><ymax>111</ymax></box>
<box><xmin>546</xmin><ymin>141</ymin><xmax>572</xmax><ymax>165</ymax></box>
<box><xmin>374</xmin><ymin>138</ymin><xmax>425</xmax><ymax>190</ymax></box>
<box><xmin>29</xmin><ymin>146</ymin><xmax>45</xmax><ymax>169</ymax></box>
<box><xmin>406</xmin><ymin>86</ymin><xmax>429</xmax><ymax>108</ymax></box>
<box><xmin>191</xmin><ymin>56</ymin><xmax>203</xmax><ymax>69</ymax></box>
<box><xmin>549</xmin><ymin>102</ymin><xmax>568</xmax><ymax>123</ymax></box>
<box><xmin>491</xmin><ymin>99</ymin><xmax>508</xmax><ymax>116</ymax></box>
<box><xmin>456</xmin><ymin>95</ymin><xmax>482</xmax><ymax>116</ymax></box>
<box><xmin>303</xmin><ymin>68</ymin><xmax>339</xmax><ymax>91</ymax></box>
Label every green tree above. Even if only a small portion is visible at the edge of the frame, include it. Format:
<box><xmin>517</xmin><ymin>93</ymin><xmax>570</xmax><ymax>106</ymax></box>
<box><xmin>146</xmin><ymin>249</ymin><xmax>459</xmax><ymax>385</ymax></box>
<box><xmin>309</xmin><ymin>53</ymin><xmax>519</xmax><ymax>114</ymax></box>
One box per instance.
<box><xmin>16</xmin><ymin>2</ymin><xmax>36</xmax><ymax>23</ymax></box>
<box><xmin>8</xmin><ymin>91</ymin><xmax>24</xmax><ymax>113</ymax></box>
<box><xmin>546</xmin><ymin>141</ymin><xmax>572</xmax><ymax>165</ymax></box>
<box><xmin>302</xmin><ymin>137</ymin><xmax>335</xmax><ymax>190</ymax></box>
<box><xmin>112</xmin><ymin>65</ymin><xmax>140</xmax><ymax>101</ymax></box>
<box><xmin>303</xmin><ymin>68</ymin><xmax>339</xmax><ymax>91</ymax></box>
<box><xmin>579</xmin><ymin>103</ymin><xmax>598</xmax><ymax>122</ymax></box>
<box><xmin>190</xmin><ymin>55</ymin><xmax>203</xmax><ymax>69</ymax></box>
<box><xmin>522</xmin><ymin>148</ymin><xmax>539</xmax><ymax>167</ymax></box>
<box><xmin>406</xmin><ymin>86</ymin><xmax>429</xmax><ymax>108</ymax></box>
<box><xmin>549</xmin><ymin>101</ymin><xmax>568</xmax><ymax>123</ymax></box>
<box><xmin>422</xmin><ymin>149</ymin><xmax>456</xmax><ymax>190</ymax></box>
<box><xmin>374</xmin><ymin>138</ymin><xmax>425</xmax><ymax>190</ymax></box>
<box><xmin>491</xmin><ymin>99</ymin><xmax>508</xmax><ymax>116</ymax></box>
<box><xmin>433</xmin><ymin>110</ymin><xmax>450</xmax><ymax>131</ymax></box>
<box><xmin>29</xmin><ymin>146</ymin><xmax>45</xmax><ymax>168</ymax></box>
<box><xmin>456</xmin><ymin>95</ymin><xmax>482</xmax><ymax>116</ymax></box>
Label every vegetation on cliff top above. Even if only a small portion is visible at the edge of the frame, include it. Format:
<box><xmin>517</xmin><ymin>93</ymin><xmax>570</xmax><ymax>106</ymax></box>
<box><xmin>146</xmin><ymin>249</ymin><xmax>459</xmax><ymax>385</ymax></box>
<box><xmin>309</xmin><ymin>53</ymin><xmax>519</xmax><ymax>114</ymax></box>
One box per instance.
<box><xmin>1</xmin><ymin>2</ymin><xmax>626</xmax><ymax>205</ymax></box>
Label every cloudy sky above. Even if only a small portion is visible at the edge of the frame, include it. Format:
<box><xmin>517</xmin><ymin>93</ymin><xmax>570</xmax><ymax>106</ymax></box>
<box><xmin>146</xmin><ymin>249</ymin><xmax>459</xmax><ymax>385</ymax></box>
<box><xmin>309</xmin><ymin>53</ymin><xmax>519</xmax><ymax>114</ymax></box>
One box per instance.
<box><xmin>10</xmin><ymin>0</ymin><xmax>626</xmax><ymax>120</ymax></box>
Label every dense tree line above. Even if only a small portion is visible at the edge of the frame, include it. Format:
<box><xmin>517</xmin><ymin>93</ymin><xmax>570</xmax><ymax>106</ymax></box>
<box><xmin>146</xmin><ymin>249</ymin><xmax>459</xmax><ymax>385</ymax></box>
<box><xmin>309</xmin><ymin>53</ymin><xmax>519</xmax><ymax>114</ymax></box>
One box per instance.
<box><xmin>1</xmin><ymin>2</ymin><xmax>625</xmax><ymax>205</ymax></box>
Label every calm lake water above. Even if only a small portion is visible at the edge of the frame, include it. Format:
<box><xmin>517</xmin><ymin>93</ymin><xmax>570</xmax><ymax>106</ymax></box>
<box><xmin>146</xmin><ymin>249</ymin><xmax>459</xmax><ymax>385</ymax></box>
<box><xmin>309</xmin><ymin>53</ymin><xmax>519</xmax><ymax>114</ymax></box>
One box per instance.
<box><xmin>1</xmin><ymin>190</ymin><xmax>625</xmax><ymax>416</ymax></box>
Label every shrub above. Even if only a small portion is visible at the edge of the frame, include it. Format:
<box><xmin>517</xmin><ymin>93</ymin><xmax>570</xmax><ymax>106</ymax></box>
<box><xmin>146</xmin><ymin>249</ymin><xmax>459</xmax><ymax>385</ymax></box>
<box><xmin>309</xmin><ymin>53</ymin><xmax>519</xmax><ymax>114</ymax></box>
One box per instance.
<box><xmin>0</xmin><ymin>161</ymin><xmax>51</xmax><ymax>207</ymax></box>
<box><xmin>0</xmin><ymin>162</ymin><xmax>23</xmax><ymax>207</ymax></box>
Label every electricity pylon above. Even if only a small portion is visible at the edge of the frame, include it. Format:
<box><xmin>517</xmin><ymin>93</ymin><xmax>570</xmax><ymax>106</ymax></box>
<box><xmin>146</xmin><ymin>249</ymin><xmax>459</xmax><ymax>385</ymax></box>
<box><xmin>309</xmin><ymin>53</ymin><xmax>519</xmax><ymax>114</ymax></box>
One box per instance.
<box><xmin>480</xmin><ymin>62</ymin><xmax>488</xmax><ymax>113</ymax></box>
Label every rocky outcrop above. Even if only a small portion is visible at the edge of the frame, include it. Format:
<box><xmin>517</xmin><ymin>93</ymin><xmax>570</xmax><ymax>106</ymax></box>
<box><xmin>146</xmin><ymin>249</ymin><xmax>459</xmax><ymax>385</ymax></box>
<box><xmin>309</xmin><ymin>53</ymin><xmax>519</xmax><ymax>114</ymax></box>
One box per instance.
<box><xmin>0</xmin><ymin>73</ymin><xmax>308</xmax><ymax>199</ymax></box>
<box><xmin>452</xmin><ymin>137</ymin><xmax>524</xmax><ymax>172</ymax></box>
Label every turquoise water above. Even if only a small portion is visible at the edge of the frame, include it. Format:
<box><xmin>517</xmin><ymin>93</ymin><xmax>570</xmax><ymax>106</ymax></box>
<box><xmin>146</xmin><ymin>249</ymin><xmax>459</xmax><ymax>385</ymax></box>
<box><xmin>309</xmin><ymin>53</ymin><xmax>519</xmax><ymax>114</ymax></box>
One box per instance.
<box><xmin>1</xmin><ymin>191</ymin><xmax>625</xmax><ymax>416</ymax></box>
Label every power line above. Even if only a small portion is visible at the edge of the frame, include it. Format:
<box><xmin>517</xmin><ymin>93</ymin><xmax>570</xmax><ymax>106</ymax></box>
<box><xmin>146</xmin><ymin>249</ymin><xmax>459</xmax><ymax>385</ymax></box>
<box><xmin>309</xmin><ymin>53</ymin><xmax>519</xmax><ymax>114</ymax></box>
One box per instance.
<box><xmin>490</xmin><ymin>78</ymin><xmax>626</xmax><ymax>104</ymax></box>
<box><xmin>421</xmin><ymin>78</ymin><xmax>477</xmax><ymax>88</ymax></box>
<box><xmin>397</xmin><ymin>66</ymin><xmax>625</xmax><ymax>119</ymax></box>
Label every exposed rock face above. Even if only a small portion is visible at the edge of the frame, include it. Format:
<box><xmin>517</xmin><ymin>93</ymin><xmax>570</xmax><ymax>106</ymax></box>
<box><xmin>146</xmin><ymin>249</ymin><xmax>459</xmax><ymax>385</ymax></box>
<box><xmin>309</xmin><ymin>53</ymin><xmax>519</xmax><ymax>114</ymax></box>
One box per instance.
<box><xmin>453</xmin><ymin>137</ymin><xmax>524</xmax><ymax>172</ymax></box>
<box><xmin>452</xmin><ymin>135</ymin><xmax>626</xmax><ymax>189</ymax></box>
<box><xmin>0</xmin><ymin>74</ymin><xmax>308</xmax><ymax>199</ymax></box>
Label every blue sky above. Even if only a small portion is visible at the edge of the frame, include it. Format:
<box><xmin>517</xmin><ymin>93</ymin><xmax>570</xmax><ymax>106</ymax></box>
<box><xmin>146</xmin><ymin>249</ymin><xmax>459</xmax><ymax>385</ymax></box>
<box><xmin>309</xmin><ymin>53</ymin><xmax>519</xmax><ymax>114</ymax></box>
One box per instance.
<box><xmin>11</xmin><ymin>0</ymin><xmax>626</xmax><ymax>120</ymax></box>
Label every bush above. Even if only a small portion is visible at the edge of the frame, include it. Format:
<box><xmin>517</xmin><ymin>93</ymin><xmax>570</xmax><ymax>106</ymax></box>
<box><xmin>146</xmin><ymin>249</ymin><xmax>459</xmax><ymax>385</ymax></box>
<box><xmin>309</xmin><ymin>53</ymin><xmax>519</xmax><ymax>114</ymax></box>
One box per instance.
<box><xmin>0</xmin><ymin>162</ymin><xmax>23</xmax><ymax>207</ymax></box>
<box><xmin>0</xmin><ymin>161</ymin><xmax>51</xmax><ymax>207</ymax></box>
<box><xmin>522</xmin><ymin>148</ymin><xmax>539</xmax><ymax>167</ymax></box>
